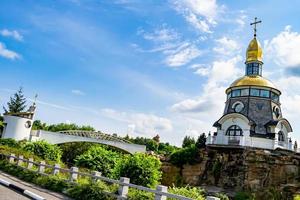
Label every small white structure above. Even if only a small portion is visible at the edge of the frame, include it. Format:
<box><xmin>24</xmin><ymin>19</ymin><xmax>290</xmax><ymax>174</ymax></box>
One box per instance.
<box><xmin>2</xmin><ymin>103</ymin><xmax>36</xmax><ymax>141</ymax></box>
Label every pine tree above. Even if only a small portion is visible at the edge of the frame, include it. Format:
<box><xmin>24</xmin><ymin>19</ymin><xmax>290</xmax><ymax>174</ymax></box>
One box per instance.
<box><xmin>182</xmin><ymin>136</ymin><xmax>196</xmax><ymax>148</ymax></box>
<box><xmin>196</xmin><ymin>133</ymin><xmax>207</xmax><ymax>149</ymax></box>
<box><xmin>3</xmin><ymin>87</ymin><xmax>27</xmax><ymax>113</ymax></box>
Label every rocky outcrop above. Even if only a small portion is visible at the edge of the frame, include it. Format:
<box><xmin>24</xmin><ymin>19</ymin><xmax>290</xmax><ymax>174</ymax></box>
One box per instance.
<box><xmin>162</xmin><ymin>145</ymin><xmax>300</xmax><ymax>193</ymax></box>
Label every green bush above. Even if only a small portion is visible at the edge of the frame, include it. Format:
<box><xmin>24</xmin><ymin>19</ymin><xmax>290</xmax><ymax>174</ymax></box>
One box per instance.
<box><xmin>294</xmin><ymin>195</ymin><xmax>300</xmax><ymax>200</ymax></box>
<box><xmin>128</xmin><ymin>188</ymin><xmax>154</xmax><ymax>200</ymax></box>
<box><xmin>0</xmin><ymin>138</ymin><xmax>20</xmax><ymax>148</ymax></box>
<box><xmin>216</xmin><ymin>193</ymin><xmax>230</xmax><ymax>200</ymax></box>
<box><xmin>75</xmin><ymin>146</ymin><xmax>121</xmax><ymax>177</ymax></box>
<box><xmin>113</xmin><ymin>153</ymin><xmax>161</xmax><ymax>187</ymax></box>
<box><xmin>59</xmin><ymin>142</ymin><xmax>98</xmax><ymax>165</ymax></box>
<box><xmin>35</xmin><ymin>175</ymin><xmax>69</xmax><ymax>193</ymax></box>
<box><xmin>22</xmin><ymin>140</ymin><xmax>62</xmax><ymax>162</ymax></box>
<box><xmin>67</xmin><ymin>181</ymin><xmax>116</xmax><ymax>200</ymax></box>
<box><xmin>168</xmin><ymin>186</ymin><xmax>205</xmax><ymax>200</ymax></box>
<box><xmin>169</xmin><ymin>144</ymin><xmax>200</xmax><ymax>166</ymax></box>
<box><xmin>234</xmin><ymin>191</ymin><xmax>255</xmax><ymax>200</ymax></box>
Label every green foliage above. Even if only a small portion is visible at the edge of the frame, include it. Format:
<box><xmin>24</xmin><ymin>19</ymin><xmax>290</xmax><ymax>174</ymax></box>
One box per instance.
<box><xmin>182</xmin><ymin>136</ymin><xmax>196</xmax><ymax>148</ymax></box>
<box><xmin>216</xmin><ymin>193</ymin><xmax>230</xmax><ymax>200</ymax></box>
<box><xmin>67</xmin><ymin>181</ymin><xmax>116</xmax><ymax>200</ymax></box>
<box><xmin>168</xmin><ymin>186</ymin><xmax>205</xmax><ymax>200</ymax></box>
<box><xmin>234</xmin><ymin>191</ymin><xmax>255</xmax><ymax>200</ymax></box>
<box><xmin>113</xmin><ymin>153</ymin><xmax>162</xmax><ymax>187</ymax></box>
<box><xmin>0</xmin><ymin>144</ymin><xmax>53</xmax><ymax>163</ymax></box>
<box><xmin>128</xmin><ymin>188</ymin><xmax>154</xmax><ymax>200</ymax></box>
<box><xmin>22</xmin><ymin>140</ymin><xmax>62</xmax><ymax>162</ymax></box>
<box><xmin>32</xmin><ymin>120</ymin><xmax>95</xmax><ymax>132</ymax></box>
<box><xmin>46</xmin><ymin>123</ymin><xmax>95</xmax><ymax>132</ymax></box>
<box><xmin>35</xmin><ymin>175</ymin><xmax>69</xmax><ymax>193</ymax></box>
<box><xmin>169</xmin><ymin>144</ymin><xmax>200</xmax><ymax>166</ymax></box>
<box><xmin>195</xmin><ymin>133</ymin><xmax>206</xmax><ymax>149</ymax></box>
<box><xmin>212</xmin><ymin>159</ymin><xmax>222</xmax><ymax>184</ymax></box>
<box><xmin>3</xmin><ymin>87</ymin><xmax>27</xmax><ymax>113</ymax></box>
<box><xmin>294</xmin><ymin>195</ymin><xmax>300</xmax><ymax>200</ymax></box>
<box><xmin>157</xmin><ymin>142</ymin><xmax>177</xmax><ymax>155</ymax></box>
<box><xmin>75</xmin><ymin>146</ymin><xmax>121</xmax><ymax>177</ymax></box>
<box><xmin>0</xmin><ymin>138</ymin><xmax>21</xmax><ymax>148</ymax></box>
<box><xmin>32</xmin><ymin>120</ymin><xmax>47</xmax><ymax>130</ymax></box>
<box><xmin>0</xmin><ymin>160</ymin><xmax>38</xmax><ymax>183</ymax></box>
<box><xmin>59</xmin><ymin>142</ymin><xmax>98</xmax><ymax>165</ymax></box>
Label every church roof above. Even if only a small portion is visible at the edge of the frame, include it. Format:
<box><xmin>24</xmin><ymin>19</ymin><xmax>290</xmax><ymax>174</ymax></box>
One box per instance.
<box><xmin>246</xmin><ymin>37</ymin><xmax>263</xmax><ymax>63</ymax></box>
<box><xmin>228</xmin><ymin>75</ymin><xmax>280</xmax><ymax>92</ymax></box>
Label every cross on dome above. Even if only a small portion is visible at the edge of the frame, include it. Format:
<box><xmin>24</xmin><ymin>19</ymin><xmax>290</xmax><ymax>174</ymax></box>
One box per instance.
<box><xmin>250</xmin><ymin>17</ymin><xmax>262</xmax><ymax>37</ymax></box>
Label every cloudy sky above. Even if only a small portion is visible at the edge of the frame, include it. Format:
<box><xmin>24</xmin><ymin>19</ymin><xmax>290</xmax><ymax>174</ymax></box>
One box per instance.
<box><xmin>1</xmin><ymin>0</ymin><xmax>300</xmax><ymax>146</ymax></box>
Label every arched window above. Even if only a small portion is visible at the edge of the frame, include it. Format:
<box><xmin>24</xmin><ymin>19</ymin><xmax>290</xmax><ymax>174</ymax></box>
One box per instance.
<box><xmin>226</xmin><ymin>125</ymin><xmax>243</xmax><ymax>136</ymax></box>
<box><xmin>278</xmin><ymin>131</ymin><xmax>284</xmax><ymax>142</ymax></box>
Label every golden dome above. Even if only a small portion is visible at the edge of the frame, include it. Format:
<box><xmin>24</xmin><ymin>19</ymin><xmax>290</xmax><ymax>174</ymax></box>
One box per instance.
<box><xmin>246</xmin><ymin>37</ymin><xmax>263</xmax><ymax>63</ymax></box>
<box><xmin>227</xmin><ymin>75</ymin><xmax>280</xmax><ymax>93</ymax></box>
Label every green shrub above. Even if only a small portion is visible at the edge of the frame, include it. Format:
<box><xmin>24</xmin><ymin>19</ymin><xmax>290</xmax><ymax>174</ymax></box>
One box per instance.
<box><xmin>169</xmin><ymin>144</ymin><xmax>200</xmax><ymax>166</ymax></box>
<box><xmin>113</xmin><ymin>153</ymin><xmax>161</xmax><ymax>188</ymax></box>
<box><xmin>35</xmin><ymin>175</ymin><xmax>69</xmax><ymax>193</ymax></box>
<box><xmin>59</xmin><ymin>142</ymin><xmax>98</xmax><ymax>165</ymax></box>
<box><xmin>0</xmin><ymin>138</ymin><xmax>20</xmax><ymax>148</ymax></box>
<box><xmin>0</xmin><ymin>160</ymin><xmax>38</xmax><ymax>182</ymax></box>
<box><xmin>67</xmin><ymin>181</ymin><xmax>116</xmax><ymax>200</ymax></box>
<box><xmin>22</xmin><ymin>140</ymin><xmax>62</xmax><ymax>162</ymax></box>
<box><xmin>294</xmin><ymin>195</ymin><xmax>300</xmax><ymax>200</ymax></box>
<box><xmin>234</xmin><ymin>191</ymin><xmax>255</xmax><ymax>200</ymax></box>
<box><xmin>216</xmin><ymin>193</ymin><xmax>230</xmax><ymax>200</ymax></box>
<box><xmin>75</xmin><ymin>146</ymin><xmax>121</xmax><ymax>177</ymax></box>
<box><xmin>128</xmin><ymin>188</ymin><xmax>154</xmax><ymax>200</ymax></box>
<box><xmin>168</xmin><ymin>186</ymin><xmax>205</xmax><ymax>200</ymax></box>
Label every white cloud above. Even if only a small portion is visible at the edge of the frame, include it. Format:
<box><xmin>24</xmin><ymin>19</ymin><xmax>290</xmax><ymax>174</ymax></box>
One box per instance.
<box><xmin>71</xmin><ymin>89</ymin><xmax>85</xmax><ymax>96</ymax></box>
<box><xmin>171</xmin><ymin>56</ymin><xmax>242</xmax><ymax>118</ymax></box>
<box><xmin>213</xmin><ymin>37</ymin><xmax>240</xmax><ymax>56</ymax></box>
<box><xmin>0</xmin><ymin>29</ymin><xmax>23</xmax><ymax>41</ymax></box>
<box><xmin>139</xmin><ymin>26</ymin><xmax>180</xmax><ymax>42</ymax></box>
<box><xmin>101</xmin><ymin>108</ymin><xmax>173</xmax><ymax>137</ymax></box>
<box><xmin>137</xmin><ymin>27</ymin><xmax>203</xmax><ymax>67</ymax></box>
<box><xmin>0</xmin><ymin>42</ymin><xmax>20</xmax><ymax>60</ymax></box>
<box><xmin>190</xmin><ymin>64</ymin><xmax>210</xmax><ymax>76</ymax></box>
<box><xmin>165</xmin><ymin>44</ymin><xmax>202</xmax><ymax>67</ymax></box>
<box><xmin>172</xmin><ymin>0</ymin><xmax>222</xmax><ymax>33</ymax></box>
<box><xmin>265</xmin><ymin>26</ymin><xmax>300</xmax><ymax>68</ymax></box>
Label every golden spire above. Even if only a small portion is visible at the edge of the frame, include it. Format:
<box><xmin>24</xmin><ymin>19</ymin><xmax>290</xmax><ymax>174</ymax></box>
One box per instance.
<box><xmin>246</xmin><ymin>17</ymin><xmax>263</xmax><ymax>63</ymax></box>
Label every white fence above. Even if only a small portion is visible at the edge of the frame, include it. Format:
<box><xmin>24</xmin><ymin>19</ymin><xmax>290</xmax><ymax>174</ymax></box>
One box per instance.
<box><xmin>1</xmin><ymin>153</ymin><xmax>219</xmax><ymax>200</ymax></box>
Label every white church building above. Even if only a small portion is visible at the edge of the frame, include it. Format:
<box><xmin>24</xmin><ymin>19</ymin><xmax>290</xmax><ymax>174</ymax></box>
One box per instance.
<box><xmin>207</xmin><ymin>19</ymin><xmax>295</xmax><ymax>151</ymax></box>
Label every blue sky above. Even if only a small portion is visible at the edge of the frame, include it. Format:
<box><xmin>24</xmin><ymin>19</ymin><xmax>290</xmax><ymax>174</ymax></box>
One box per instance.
<box><xmin>1</xmin><ymin>0</ymin><xmax>300</xmax><ymax>145</ymax></box>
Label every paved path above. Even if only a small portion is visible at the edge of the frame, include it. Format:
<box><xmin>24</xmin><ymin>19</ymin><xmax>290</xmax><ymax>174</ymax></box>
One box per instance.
<box><xmin>0</xmin><ymin>184</ymin><xmax>29</xmax><ymax>200</ymax></box>
<box><xmin>0</xmin><ymin>171</ymin><xmax>72</xmax><ymax>200</ymax></box>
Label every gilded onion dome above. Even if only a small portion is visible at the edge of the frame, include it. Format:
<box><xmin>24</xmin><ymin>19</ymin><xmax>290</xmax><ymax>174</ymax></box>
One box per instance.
<box><xmin>246</xmin><ymin>37</ymin><xmax>263</xmax><ymax>63</ymax></box>
<box><xmin>227</xmin><ymin>35</ymin><xmax>280</xmax><ymax>93</ymax></box>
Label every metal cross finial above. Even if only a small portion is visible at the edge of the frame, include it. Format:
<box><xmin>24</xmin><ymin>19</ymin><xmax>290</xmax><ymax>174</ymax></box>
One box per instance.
<box><xmin>250</xmin><ymin>17</ymin><xmax>262</xmax><ymax>37</ymax></box>
<box><xmin>34</xmin><ymin>94</ymin><xmax>38</xmax><ymax>103</ymax></box>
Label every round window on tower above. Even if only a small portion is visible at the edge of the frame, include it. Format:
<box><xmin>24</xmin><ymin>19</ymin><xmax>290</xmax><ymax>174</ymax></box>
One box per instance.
<box><xmin>232</xmin><ymin>101</ymin><xmax>244</xmax><ymax>113</ymax></box>
<box><xmin>25</xmin><ymin>121</ymin><xmax>32</xmax><ymax>129</ymax></box>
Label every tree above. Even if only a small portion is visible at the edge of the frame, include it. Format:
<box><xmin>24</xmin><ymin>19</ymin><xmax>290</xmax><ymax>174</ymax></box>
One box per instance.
<box><xmin>32</xmin><ymin>120</ymin><xmax>47</xmax><ymax>130</ymax></box>
<box><xmin>196</xmin><ymin>133</ymin><xmax>207</xmax><ymax>149</ymax></box>
<box><xmin>3</xmin><ymin>87</ymin><xmax>27</xmax><ymax>113</ymax></box>
<box><xmin>182</xmin><ymin>136</ymin><xmax>196</xmax><ymax>148</ymax></box>
<box><xmin>75</xmin><ymin>146</ymin><xmax>121</xmax><ymax>177</ymax></box>
<box><xmin>112</xmin><ymin>153</ymin><xmax>162</xmax><ymax>187</ymax></box>
<box><xmin>153</xmin><ymin>134</ymin><xmax>160</xmax><ymax>143</ymax></box>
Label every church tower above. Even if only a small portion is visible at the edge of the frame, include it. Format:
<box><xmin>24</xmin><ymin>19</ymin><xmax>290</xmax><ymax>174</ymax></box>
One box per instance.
<box><xmin>209</xmin><ymin>18</ymin><xmax>293</xmax><ymax>150</ymax></box>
